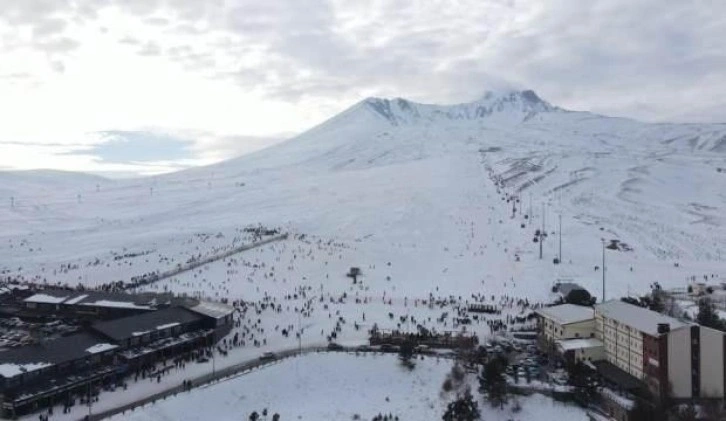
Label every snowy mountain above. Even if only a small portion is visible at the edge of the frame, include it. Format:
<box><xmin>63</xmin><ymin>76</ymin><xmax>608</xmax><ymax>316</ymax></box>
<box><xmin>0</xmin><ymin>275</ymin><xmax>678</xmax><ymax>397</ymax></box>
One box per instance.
<box><xmin>1</xmin><ymin>89</ymin><xmax>725</xmax><ymax>302</ymax></box>
<box><xmin>355</xmin><ymin>89</ymin><xmax>560</xmax><ymax>126</ymax></box>
<box><xmin>3</xmin><ymin>89</ymin><xmax>723</xmax><ymax>421</ymax></box>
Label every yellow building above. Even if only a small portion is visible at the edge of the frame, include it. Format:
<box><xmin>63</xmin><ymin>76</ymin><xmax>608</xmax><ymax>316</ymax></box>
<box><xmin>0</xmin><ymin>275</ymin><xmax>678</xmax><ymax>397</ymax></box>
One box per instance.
<box><xmin>536</xmin><ymin>304</ymin><xmax>597</xmax><ymax>350</ymax></box>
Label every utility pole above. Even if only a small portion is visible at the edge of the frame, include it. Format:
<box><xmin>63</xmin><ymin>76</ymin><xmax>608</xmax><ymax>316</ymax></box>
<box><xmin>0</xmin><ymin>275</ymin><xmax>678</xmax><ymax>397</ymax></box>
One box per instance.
<box><xmin>539</xmin><ymin>232</ymin><xmax>543</xmax><ymax>259</ymax></box>
<box><xmin>559</xmin><ymin>214</ymin><xmax>562</xmax><ymax>262</ymax></box>
<box><xmin>88</xmin><ymin>379</ymin><xmax>92</xmax><ymax>417</ymax></box>
<box><xmin>601</xmin><ymin>239</ymin><xmax>606</xmax><ymax>302</ymax></box>
<box><xmin>541</xmin><ymin>202</ymin><xmax>546</xmax><ymax>260</ymax></box>
<box><xmin>528</xmin><ymin>193</ymin><xmax>532</xmax><ymax>225</ymax></box>
<box><xmin>534</xmin><ymin>218</ymin><xmax>544</xmax><ymax>260</ymax></box>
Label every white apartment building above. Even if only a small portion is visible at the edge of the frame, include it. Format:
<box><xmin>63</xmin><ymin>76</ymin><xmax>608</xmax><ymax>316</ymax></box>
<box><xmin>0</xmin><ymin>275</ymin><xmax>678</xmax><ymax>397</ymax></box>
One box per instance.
<box><xmin>595</xmin><ymin>300</ymin><xmax>686</xmax><ymax>382</ymax></box>
<box><xmin>667</xmin><ymin>325</ymin><xmax>726</xmax><ymax>399</ymax></box>
<box><xmin>539</xmin><ymin>300</ymin><xmax>726</xmax><ymax>401</ymax></box>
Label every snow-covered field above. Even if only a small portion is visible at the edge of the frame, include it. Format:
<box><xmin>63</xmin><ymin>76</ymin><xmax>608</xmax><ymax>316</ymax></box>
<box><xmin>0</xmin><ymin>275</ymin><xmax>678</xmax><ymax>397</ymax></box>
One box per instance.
<box><xmin>109</xmin><ymin>352</ymin><xmax>588</xmax><ymax>421</ymax></box>
<box><xmin>2</xmin><ymin>90</ymin><xmax>726</xmax><ymax>419</ymax></box>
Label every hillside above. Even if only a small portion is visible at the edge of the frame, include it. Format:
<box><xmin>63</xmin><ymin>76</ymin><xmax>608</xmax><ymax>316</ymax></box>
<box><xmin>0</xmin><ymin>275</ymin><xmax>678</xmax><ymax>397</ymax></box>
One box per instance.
<box><xmin>0</xmin><ymin>90</ymin><xmax>725</xmax><ymax>303</ymax></box>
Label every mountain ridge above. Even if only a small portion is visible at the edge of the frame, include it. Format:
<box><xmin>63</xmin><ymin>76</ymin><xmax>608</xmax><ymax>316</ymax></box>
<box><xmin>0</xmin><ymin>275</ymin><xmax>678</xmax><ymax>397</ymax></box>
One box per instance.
<box><xmin>353</xmin><ymin>89</ymin><xmax>561</xmax><ymax>126</ymax></box>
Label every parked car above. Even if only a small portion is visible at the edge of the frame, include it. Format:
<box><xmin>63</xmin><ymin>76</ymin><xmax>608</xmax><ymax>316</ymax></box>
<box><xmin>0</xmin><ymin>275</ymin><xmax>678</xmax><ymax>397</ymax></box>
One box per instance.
<box><xmin>259</xmin><ymin>352</ymin><xmax>276</xmax><ymax>361</ymax></box>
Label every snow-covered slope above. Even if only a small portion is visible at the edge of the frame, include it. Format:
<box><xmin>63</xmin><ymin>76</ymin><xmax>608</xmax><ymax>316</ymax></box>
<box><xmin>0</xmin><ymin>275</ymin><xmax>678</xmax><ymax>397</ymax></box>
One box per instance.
<box><xmin>1</xmin><ymin>90</ymin><xmax>725</xmax><ymax>302</ymax></box>
<box><xmin>0</xmin><ymin>170</ymin><xmax>109</xmax><ymax>196</ymax></box>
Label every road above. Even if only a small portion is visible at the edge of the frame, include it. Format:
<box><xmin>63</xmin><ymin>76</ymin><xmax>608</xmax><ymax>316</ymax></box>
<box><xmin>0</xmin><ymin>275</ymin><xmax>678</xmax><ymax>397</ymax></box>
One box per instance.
<box><xmin>88</xmin><ymin>344</ymin><xmax>324</xmax><ymax>421</ymax></box>
<box><xmin>124</xmin><ymin>233</ymin><xmax>288</xmax><ymax>291</ymax></box>
<box><xmin>88</xmin><ymin>344</ymin><xmax>460</xmax><ymax>420</ymax></box>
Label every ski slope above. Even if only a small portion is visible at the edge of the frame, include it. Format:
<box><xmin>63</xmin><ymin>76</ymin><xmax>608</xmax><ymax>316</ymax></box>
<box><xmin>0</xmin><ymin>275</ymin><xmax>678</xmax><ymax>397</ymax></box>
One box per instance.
<box><xmin>1</xmin><ymin>89</ymin><xmax>724</xmax><ymax>302</ymax></box>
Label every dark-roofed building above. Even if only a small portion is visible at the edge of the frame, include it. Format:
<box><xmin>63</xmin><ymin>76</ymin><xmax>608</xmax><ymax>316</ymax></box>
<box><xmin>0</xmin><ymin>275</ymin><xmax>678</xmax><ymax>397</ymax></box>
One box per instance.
<box><xmin>91</xmin><ymin>307</ymin><xmax>212</xmax><ymax>368</ymax></box>
<box><xmin>92</xmin><ymin>306</ymin><xmax>203</xmax><ymax>348</ymax></box>
<box><xmin>186</xmin><ymin>301</ymin><xmax>235</xmax><ymax>339</ymax></box>
<box><xmin>22</xmin><ymin>289</ymin><xmax>196</xmax><ymax>320</ymax></box>
<box><xmin>0</xmin><ymin>290</ymin><xmax>232</xmax><ymax>418</ymax></box>
<box><xmin>0</xmin><ymin>332</ymin><xmax>119</xmax><ymax>418</ymax></box>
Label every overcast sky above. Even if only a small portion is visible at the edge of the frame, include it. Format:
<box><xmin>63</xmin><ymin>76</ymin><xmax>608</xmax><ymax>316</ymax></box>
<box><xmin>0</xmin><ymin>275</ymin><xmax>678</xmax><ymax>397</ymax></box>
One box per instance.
<box><xmin>1</xmin><ymin>0</ymin><xmax>724</xmax><ymax>176</ymax></box>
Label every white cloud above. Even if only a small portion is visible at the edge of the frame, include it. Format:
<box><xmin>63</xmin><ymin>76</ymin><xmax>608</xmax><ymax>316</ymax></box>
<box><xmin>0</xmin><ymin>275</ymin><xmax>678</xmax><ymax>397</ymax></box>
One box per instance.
<box><xmin>0</xmin><ymin>0</ymin><xmax>725</xmax><ymax>175</ymax></box>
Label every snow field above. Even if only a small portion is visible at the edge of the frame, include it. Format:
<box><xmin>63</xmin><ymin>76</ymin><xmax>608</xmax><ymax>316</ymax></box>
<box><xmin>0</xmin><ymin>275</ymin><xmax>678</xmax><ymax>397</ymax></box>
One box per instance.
<box><xmin>109</xmin><ymin>353</ymin><xmax>589</xmax><ymax>421</ymax></box>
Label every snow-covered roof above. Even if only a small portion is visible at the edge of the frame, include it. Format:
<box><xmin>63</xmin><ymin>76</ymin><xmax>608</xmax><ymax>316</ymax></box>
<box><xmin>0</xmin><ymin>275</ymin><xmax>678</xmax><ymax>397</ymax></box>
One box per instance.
<box><xmin>22</xmin><ymin>289</ymin><xmax>186</xmax><ymax>311</ymax></box>
<box><xmin>535</xmin><ymin>304</ymin><xmax>594</xmax><ymax>325</ymax></box>
<box><xmin>556</xmin><ymin>338</ymin><xmax>603</xmax><ymax>351</ymax></box>
<box><xmin>187</xmin><ymin>301</ymin><xmax>234</xmax><ymax>319</ymax></box>
<box><xmin>0</xmin><ymin>332</ymin><xmax>117</xmax><ymax>378</ymax></box>
<box><xmin>0</xmin><ymin>362</ymin><xmax>52</xmax><ymax>378</ymax></box>
<box><xmin>64</xmin><ymin>294</ymin><xmax>89</xmax><ymax>305</ymax></box>
<box><xmin>80</xmin><ymin>299</ymin><xmax>152</xmax><ymax>310</ymax></box>
<box><xmin>85</xmin><ymin>343</ymin><xmax>118</xmax><ymax>354</ymax></box>
<box><xmin>24</xmin><ymin>293</ymin><xmax>69</xmax><ymax>304</ymax></box>
<box><xmin>595</xmin><ymin>300</ymin><xmax>688</xmax><ymax>336</ymax></box>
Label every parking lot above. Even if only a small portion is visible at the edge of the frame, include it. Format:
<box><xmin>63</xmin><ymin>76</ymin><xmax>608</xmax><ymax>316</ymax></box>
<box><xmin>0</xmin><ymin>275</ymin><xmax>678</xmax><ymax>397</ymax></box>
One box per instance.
<box><xmin>484</xmin><ymin>333</ymin><xmax>570</xmax><ymax>388</ymax></box>
<box><xmin>0</xmin><ymin>317</ymin><xmax>79</xmax><ymax>349</ymax></box>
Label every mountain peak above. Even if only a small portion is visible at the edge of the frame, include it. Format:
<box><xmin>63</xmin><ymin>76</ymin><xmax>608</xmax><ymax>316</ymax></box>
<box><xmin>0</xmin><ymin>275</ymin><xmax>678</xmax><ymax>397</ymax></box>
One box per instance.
<box><xmin>357</xmin><ymin>89</ymin><xmax>558</xmax><ymax>126</ymax></box>
<box><xmin>474</xmin><ymin>89</ymin><xmax>547</xmax><ymax>105</ymax></box>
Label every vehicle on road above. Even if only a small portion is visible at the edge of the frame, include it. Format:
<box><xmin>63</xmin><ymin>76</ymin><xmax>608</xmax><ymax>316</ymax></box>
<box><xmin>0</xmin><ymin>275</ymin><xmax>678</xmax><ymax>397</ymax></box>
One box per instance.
<box><xmin>259</xmin><ymin>352</ymin><xmax>276</xmax><ymax>361</ymax></box>
<box><xmin>379</xmin><ymin>344</ymin><xmax>398</xmax><ymax>352</ymax></box>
